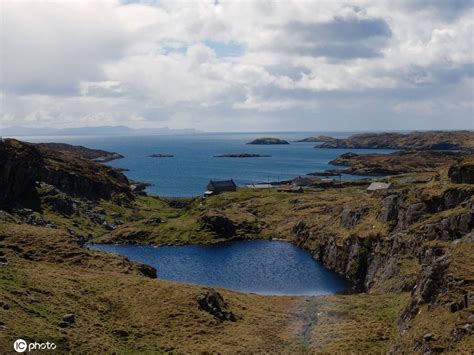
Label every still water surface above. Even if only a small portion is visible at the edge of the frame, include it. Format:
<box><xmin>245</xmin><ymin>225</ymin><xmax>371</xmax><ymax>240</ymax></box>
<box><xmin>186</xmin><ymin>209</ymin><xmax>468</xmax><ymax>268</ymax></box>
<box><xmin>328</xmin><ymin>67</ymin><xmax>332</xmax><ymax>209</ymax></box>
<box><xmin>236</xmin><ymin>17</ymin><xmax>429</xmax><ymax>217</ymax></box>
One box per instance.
<box><xmin>89</xmin><ymin>240</ymin><xmax>352</xmax><ymax>296</ymax></box>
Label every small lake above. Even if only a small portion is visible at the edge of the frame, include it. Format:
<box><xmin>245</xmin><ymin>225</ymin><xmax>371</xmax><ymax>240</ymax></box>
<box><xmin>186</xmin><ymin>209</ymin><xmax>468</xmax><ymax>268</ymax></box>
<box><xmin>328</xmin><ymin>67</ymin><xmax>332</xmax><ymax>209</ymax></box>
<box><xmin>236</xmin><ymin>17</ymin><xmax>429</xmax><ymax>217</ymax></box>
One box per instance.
<box><xmin>89</xmin><ymin>240</ymin><xmax>352</xmax><ymax>296</ymax></box>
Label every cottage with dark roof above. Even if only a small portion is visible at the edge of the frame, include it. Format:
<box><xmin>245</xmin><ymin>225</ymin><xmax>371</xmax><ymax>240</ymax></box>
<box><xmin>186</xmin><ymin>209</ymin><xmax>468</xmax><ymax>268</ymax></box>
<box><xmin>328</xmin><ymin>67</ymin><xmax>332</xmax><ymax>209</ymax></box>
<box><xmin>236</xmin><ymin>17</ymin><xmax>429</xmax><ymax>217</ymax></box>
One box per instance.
<box><xmin>205</xmin><ymin>179</ymin><xmax>237</xmax><ymax>195</ymax></box>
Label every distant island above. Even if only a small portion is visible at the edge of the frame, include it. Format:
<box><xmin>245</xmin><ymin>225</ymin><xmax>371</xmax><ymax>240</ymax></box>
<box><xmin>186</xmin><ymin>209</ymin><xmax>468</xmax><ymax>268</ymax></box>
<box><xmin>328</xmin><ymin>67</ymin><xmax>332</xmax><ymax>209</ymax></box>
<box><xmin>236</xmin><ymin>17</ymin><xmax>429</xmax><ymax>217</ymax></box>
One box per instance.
<box><xmin>298</xmin><ymin>131</ymin><xmax>474</xmax><ymax>151</ymax></box>
<box><xmin>148</xmin><ymin>154</ymin><xmax>174</xmax><ymax>158</ymax></box>
<box><xmin>214</xmin><ymin>153</ymin><xmax>271</xmax><ymax>158</ymax></box>
<box><xmin>247</xmin><ymin>137</ymin><xmax>289</xmax><ymax>145</ymax></box>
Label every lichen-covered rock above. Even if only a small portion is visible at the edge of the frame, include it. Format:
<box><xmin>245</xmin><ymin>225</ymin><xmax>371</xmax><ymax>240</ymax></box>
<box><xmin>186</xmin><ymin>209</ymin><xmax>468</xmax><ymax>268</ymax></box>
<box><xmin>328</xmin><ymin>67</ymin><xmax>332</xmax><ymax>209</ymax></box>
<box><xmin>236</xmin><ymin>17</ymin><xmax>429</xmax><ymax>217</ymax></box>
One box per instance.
<box><xmin>378</xmin><ymin>194</ymin><xmax>401</xmax><ymax>225</ymax></box>
<box><xmin>196</xmin><ymin>289</ymin><xmax>236</xmax><ymax>321</ymax></box>
<box><xmin>200</xmin><ymin>212</ymin><xmax>236</xmax><ymax>238</ymax></box>
<box><xmin>136</xmin><ymin>263</ymin><xmax>157</xmax><ymax>279</ymax></box>
<box><xmin>449</xmin><ymin>159</ymin><xmax>474</xmax><ymax>184</ymax></box>
<box><xmin>340</xmin><ymin>207</ymin><xmax>367</xmax><ymax>229</ymax></box>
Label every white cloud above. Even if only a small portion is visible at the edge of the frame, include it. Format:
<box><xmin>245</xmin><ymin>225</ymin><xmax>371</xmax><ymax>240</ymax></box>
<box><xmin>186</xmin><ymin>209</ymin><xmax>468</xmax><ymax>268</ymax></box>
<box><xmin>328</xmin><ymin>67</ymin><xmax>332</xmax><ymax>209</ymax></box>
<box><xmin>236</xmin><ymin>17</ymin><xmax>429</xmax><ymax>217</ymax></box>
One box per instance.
<box><xmin>0</xmin><ymin>0</ymin><xmax>473</xmax><ymax>131</ymax></box>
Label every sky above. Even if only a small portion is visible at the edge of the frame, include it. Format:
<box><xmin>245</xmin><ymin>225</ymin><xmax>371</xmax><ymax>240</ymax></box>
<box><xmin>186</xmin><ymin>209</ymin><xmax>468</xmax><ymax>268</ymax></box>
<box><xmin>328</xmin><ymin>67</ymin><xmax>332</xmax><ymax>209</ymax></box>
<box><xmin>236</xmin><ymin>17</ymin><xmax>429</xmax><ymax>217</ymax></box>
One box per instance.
<box><xmin>1</xmin><ymin>0</ymin><xmax>473</xmax><ymax>132</ymax></box>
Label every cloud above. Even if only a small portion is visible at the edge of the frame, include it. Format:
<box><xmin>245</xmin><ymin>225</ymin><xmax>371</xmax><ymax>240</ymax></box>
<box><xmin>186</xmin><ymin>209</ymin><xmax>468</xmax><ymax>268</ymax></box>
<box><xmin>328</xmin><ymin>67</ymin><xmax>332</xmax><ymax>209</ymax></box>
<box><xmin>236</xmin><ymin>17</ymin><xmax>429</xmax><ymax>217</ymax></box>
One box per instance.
<box><xmin>0</xmin><ymin>0</ymin><xmax>473</xmax><ymax>131</ymax></box>
<box><xmin>1</xmin><ymin>1</ymin><xmax>130</xmax><ymax>95</ymax></box>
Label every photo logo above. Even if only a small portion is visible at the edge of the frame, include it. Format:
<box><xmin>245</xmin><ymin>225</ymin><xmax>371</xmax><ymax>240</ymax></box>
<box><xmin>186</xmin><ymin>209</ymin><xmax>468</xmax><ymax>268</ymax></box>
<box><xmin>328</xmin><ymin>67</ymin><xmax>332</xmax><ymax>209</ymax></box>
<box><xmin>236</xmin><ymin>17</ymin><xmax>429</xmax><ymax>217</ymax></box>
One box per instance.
<box><xmin>13</xmin><ymin>339</ymin><xmax>27</xmax><ymax>353</ymax></box>
<box><xmin>13</xmin><ymin>339</ymin><xmax>56</xmax><ymax>352</ymax></box>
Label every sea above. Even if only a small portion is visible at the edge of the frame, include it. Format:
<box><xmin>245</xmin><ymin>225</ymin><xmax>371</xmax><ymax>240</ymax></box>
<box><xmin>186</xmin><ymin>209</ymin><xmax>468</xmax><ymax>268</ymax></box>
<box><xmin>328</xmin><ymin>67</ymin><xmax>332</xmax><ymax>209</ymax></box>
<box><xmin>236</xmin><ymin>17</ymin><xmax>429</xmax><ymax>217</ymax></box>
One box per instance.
<box><xmin>16</xmin><ymin>132</ymin><xmax>393</xmax><ymax>197</ymax></box>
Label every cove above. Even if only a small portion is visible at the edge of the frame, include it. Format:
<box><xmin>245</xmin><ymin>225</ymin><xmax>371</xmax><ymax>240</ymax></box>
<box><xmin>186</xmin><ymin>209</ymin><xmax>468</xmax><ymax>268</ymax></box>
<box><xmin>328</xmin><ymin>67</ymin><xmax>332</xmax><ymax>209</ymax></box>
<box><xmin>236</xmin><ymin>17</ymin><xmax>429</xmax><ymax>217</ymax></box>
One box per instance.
<box><xmin>88</xmin><ymin>240</ymin><xmax>352</xmax><ymax>296</ymax></box>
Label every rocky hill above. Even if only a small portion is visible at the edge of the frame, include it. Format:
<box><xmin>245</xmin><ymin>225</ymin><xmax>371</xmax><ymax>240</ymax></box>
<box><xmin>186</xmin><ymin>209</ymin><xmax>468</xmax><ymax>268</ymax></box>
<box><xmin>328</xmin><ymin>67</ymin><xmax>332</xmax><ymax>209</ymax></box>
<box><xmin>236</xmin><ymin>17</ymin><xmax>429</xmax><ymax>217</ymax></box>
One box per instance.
<box><xmin>0</xmin><ymin>139</ymin><xmax>131</xmax><ymax>209</ymax></box>
<box><xmin>1</xmin><ymin>139</ymin><xmax>473</xmax><ymax>353</ymax></box>
<box><xmin>299</xmin><ymin>131</ymin><xmax>474</xmax><ymax>151</ymax></box>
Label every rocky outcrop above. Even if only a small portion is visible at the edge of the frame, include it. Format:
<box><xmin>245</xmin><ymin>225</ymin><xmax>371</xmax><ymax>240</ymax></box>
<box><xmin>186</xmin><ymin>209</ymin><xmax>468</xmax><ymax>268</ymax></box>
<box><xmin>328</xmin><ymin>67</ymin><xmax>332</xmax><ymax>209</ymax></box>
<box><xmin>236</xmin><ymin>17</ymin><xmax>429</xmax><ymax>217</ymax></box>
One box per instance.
<box><xmin>196</xmin><ymin>289</ymin><xmax>236</xmax><ymax>321</ymax></box>
<box><xmin>200</xmin><ymin>212</ymin><xmax>236</xmax><ymax>238</ymax></box>
<box><xmin>0</xmin><ymin>139</ymin><xmax>43</xmax><ymax>209</ymax></box>
<box><xmin>448</xmin><ymin>158</ymin><xmax>474</xmax><ymax>184</ymax></box>
<box><xmin>0</xmin><ymin>139</ymin><xmax>132</xmax><ymax>208</ymax></box>
<box><xmin>398</xmin><ymin>256</ymin><xmax>451</xmax><ymax>333</ymax></box>
<box><xmin>136</xmin><ymin>263</ymin><xmax>157</xmax><ymax>279</ymax></box>
<box><xmin>378</xmin><ymin>194</ymin><xmax>401</xmax><ymax>226</ymax></box>
<box><xmin>340</xmin><ymin>207</ymin><xmax>367</xmax><ymax>229</ymax></box>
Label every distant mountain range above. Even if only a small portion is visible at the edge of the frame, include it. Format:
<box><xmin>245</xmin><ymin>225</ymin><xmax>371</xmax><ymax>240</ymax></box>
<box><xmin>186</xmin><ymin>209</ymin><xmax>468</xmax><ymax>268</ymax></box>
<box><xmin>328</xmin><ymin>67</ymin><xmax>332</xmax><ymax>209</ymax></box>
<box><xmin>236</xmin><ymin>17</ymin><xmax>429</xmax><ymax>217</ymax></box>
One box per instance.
<box><xmin>0</xmin><ymin>125</ymin><xmax>201</xmax><ymax>136</ymax></box>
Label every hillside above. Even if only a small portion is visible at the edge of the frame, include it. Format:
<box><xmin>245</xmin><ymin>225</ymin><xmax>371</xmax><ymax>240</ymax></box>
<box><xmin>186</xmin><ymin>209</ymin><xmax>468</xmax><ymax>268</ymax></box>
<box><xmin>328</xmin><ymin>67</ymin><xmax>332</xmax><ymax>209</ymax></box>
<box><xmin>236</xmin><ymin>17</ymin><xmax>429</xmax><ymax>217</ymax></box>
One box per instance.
<box><xmin>0</xmin><ymin>140</ymin><xmax>473</xmax><ymax>352</ymax></box>
<box><xmin>0</xmin><ymin>139</ymin><xmax>131</xmax><ymax>209</ymax></box>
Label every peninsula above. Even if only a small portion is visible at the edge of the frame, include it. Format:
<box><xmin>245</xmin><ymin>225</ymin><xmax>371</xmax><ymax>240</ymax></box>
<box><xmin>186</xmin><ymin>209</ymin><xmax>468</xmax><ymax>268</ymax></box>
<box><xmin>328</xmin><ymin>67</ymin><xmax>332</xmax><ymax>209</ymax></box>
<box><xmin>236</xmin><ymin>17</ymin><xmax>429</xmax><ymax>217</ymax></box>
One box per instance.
<box><xmin>299</xmin><ymin>131</ymin><xmax>474</xmax><ymax>151</ymax></box>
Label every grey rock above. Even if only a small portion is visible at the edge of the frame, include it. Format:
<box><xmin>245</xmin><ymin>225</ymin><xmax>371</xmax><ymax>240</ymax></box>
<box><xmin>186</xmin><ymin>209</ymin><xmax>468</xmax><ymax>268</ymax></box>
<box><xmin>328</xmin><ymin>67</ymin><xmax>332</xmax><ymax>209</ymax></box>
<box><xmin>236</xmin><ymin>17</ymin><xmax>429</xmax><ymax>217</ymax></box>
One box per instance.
<box><xmin>197</xmin><ymin>289</ymin><xmax>236</xmax><ymax>322</ymax></box>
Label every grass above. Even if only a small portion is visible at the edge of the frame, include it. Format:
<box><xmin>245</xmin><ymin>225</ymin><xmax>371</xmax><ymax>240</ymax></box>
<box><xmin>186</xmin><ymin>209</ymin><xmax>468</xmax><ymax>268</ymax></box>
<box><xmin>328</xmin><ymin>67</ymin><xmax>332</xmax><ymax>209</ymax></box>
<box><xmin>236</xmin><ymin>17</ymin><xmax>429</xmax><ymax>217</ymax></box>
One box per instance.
<box><xmin>2</xmin><ymin>168</ymin><xmax>473</xmax><ymax>352</ymax></box>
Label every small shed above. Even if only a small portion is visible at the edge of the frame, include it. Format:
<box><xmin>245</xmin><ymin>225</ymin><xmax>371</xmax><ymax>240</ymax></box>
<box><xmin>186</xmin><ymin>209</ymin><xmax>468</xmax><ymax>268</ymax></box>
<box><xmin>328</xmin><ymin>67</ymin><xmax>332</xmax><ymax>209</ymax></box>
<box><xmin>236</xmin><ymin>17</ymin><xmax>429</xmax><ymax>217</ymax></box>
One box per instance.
<box><xmin>277</xmin><ymin>184</ymin><xmax>304</xmax><ymax>193</ymax></box>
<box><xmin>367</xmin><ymin>182</ymin><xmax>392</xmax><ymax>192</ymax></box>
<box><xmin>291</xmin><ymin>176</ymin><xmax>319</xmax><ymax>187</ymax></box>
<box><xmin>206</xmin><ymin>179</ymin><xmax>237</xmax><ymax>195</ymax></box>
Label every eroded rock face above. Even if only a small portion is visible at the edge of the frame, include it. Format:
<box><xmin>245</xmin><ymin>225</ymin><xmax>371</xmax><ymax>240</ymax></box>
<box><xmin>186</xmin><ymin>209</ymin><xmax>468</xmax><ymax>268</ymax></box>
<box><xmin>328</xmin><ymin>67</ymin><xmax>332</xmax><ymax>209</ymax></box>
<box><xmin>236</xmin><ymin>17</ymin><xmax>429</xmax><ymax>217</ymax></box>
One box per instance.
<box><xmin>200</xmin><ymin>212</ymin><xmax>236</xmax><ymax>238</ymax></box>
<box><xmin>0</xmin><ymin>139</ymin><xmax>132</xmax><ymax>208</ymax></box>
<box><xmin>196</xmin><ymin>289</ymin><xmax>236</xmax><ymax>322</ymax></box>
<box><xmin>449</xmin><ymin>160</ymin><xmax>474</xmax><ymax>184</ymax></box>
<box><xmin>378</xmin><ymin>195</ymin><xmax>401</xmax><ymax>225</ymax></box>
<box><xmin>0</xmin><ymin>139</ymin><xmax>43</xmax><ymax>209</ymax></box>
<box><xmin>340</xmin><ymin>207</ymin><xmax>367</xmax><ymax>229</ymax></box>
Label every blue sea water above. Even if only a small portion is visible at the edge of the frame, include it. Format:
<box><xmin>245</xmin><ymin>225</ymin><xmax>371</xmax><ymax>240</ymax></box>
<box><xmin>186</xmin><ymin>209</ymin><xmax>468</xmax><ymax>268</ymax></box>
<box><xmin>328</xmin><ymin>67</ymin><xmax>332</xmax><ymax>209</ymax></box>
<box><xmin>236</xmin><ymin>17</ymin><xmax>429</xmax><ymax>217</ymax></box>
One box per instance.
<box><xmin>89</xmin><ymin>240</ymin><xmax>352</xmax><ymax>296</ymax></box>
<box><xmin>19</xmin><ymin>132</ymin><xmax>393</xmax><ymax>196</ymax></box>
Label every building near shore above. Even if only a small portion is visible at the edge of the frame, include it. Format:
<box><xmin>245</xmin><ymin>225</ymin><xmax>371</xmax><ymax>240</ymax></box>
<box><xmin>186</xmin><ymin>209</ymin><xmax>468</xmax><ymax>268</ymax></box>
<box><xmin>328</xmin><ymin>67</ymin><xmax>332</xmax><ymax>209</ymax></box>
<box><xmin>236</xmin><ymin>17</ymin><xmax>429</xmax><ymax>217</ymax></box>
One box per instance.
<box><xmin>291</xmin><ymin>176</ymin><xmax>320</xmax><ymax>186</ymax></box>
<box><xmin>205</xmin><ymin>179</ymin><xmax>237</xmax><ymax>195</ymax></box>
<box><xmin>277</xmin><ymin>185</ymin><xmax>304</xmax><ymax>193</ymax></box>
<box><xmin>367</xmin><ymin>182</ymin><xmax>392</xmax><ymax>192</ymax></box>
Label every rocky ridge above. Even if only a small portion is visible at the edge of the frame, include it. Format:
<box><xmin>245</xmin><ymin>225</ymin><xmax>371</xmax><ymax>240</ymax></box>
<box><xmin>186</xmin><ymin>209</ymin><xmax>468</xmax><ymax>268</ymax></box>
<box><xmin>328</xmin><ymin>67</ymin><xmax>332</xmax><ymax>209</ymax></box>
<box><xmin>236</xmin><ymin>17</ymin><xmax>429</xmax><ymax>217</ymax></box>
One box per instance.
<box><xmin>299</xmin><ymin>131</ymin><xmax>474</xmax><ymax>151</ymax></box>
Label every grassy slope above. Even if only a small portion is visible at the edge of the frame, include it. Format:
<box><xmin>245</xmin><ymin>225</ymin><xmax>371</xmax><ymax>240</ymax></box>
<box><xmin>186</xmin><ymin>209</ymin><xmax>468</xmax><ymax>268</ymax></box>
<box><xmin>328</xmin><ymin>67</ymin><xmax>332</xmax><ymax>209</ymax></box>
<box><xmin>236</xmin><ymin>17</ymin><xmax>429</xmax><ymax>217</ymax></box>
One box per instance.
<box><xmin>1</xmin><ymin>168</ymin><xmax>473</xmax><ymax>352</ymax></box>
<box><xmin>0</xmin><ymin>224</ymin><xmax>406</xmax><ymax>353</ymax></box>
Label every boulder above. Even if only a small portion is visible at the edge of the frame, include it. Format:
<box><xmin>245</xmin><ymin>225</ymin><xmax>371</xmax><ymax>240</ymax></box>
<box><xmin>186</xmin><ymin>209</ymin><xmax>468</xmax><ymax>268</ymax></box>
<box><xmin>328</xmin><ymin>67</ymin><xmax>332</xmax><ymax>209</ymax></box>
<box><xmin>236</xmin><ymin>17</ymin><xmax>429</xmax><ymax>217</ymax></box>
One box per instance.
<box><xmin>196</xmin><ymin>289</ymin><xmax>236</xmax><ymax>321</ymax></box>
<box><xmin>136</xmin><ymin>263</ymin><xmax>157</xmax><ymax>279</ymax></box>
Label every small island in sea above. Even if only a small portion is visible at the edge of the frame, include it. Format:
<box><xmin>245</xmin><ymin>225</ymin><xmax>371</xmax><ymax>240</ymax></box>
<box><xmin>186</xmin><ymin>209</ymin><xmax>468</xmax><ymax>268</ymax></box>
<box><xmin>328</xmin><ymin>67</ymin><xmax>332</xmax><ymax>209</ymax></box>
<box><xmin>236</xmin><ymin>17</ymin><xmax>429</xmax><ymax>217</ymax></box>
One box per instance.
<box><xmin>214</xmin><ymin>153</ymin><xmax>271</xmax><ymax>158</ymax></box>
<box><xmin>148</xmin><ymin>153</ymin><xmax>174</xmax><ymax>158</ymax></box>
<box><xmin>247</xmin><ymin>137</ymin><xmax>289</xmax><ymax>145</ymax></box>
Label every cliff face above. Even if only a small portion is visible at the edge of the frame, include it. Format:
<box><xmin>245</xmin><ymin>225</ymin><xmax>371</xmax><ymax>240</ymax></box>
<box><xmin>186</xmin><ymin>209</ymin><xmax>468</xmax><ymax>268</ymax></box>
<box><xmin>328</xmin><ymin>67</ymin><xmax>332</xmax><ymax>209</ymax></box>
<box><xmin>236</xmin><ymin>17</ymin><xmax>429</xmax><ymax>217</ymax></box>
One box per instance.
<box><xmin>0</xmin><ymin>139</ymin><xmax>131</xmax><ymax>208</ymax></box>
<box><xmin>0</xmin><ymin>139</ymin><xmax>44</xmax><ymax>208</ymax></box>
<box><xmin>290</xmin><ymin>184</ymin><xmax>473</xmax><ymax>352</ymax></box>
<box><xmin>448</xmin><ymin>156</ymin><xmax>474</xmax><ymax>184</ymax></box>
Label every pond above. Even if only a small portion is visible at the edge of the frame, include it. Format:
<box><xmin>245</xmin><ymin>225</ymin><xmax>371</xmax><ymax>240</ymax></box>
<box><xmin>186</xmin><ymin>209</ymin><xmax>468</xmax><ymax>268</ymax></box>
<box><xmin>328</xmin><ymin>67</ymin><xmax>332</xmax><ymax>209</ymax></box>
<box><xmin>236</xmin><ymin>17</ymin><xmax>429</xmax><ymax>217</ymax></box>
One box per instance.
<box><xmin>88</xmin><ymin>240</ymin><xmax>352</xmax><ymax>296</ymax></box>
